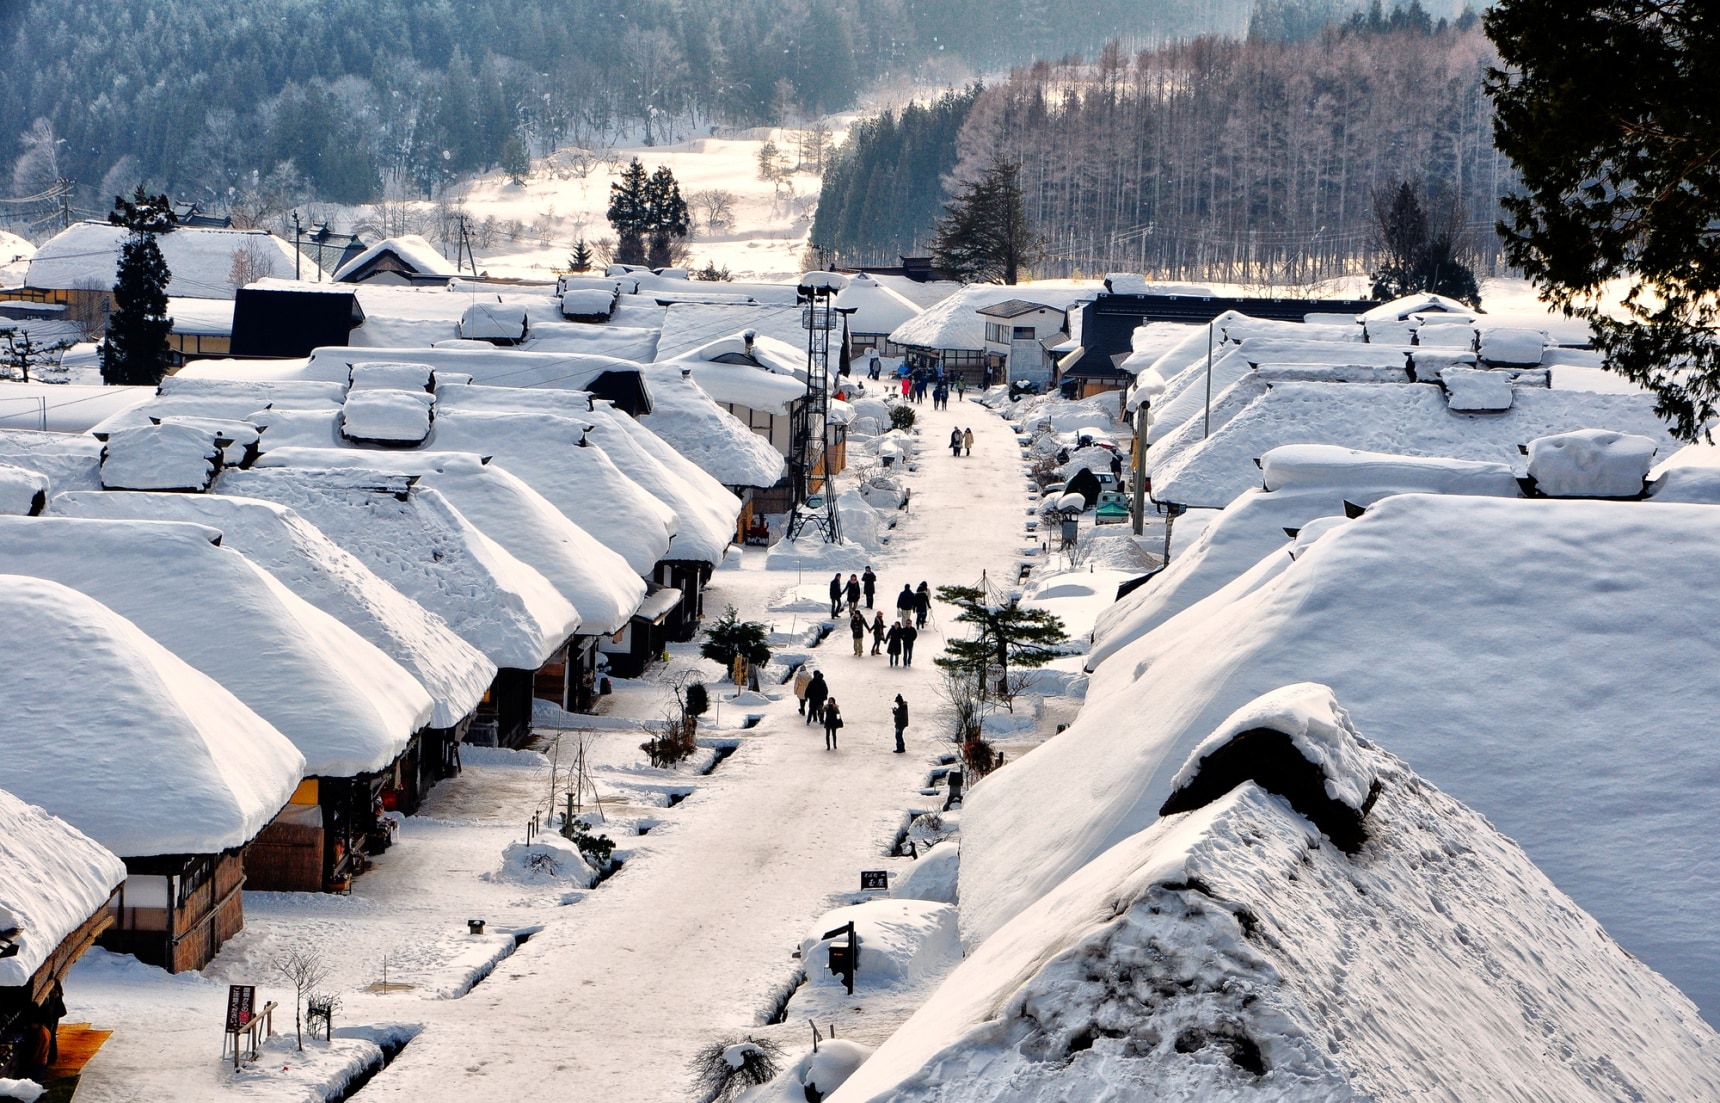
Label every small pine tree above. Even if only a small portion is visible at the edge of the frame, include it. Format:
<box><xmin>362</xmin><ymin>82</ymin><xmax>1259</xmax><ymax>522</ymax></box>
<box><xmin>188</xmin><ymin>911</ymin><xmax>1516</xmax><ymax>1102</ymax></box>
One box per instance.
<box><xmin>645</xmin><ymin>165</ymin><xmax>690</xmax><ymax>269</ymax></box>
<box><xmin>933</xmin><ymin>582</ymin><xmax>1067</xmax><ymax>694</ymax></box>
<box><xmin>607</xmin><ymin>159</ymin><xmax>651</xmax><ymax>265</ymax></box>
<box><xmin>692</xmin><ymin>259</ymin><xmax>732</xmax><ymax>282</ymax></box>
<box><xmin>700</xmin><ymin>605</ymin><xmax>772</xmax><ymax>682</ymax></box>
<box><xmin>757</xmin><ymin>140</ymin><xmax>783</xmax><ymax>183</ymax></box>
<box><xmin>101</xmin><ymin>187</ymin><xmax>176</xmax><ymax>386</ymax></box>
<box><xmin>569</xmin><ymin>239</ymin><xmax>594</xmax><ymax>272</ymax></box>
<box><xmin>501</xmin><ymin>135</ymin><xmax>531</xmax><ymax>186</ymax></box>
<box><xmin>932</xmin><ymin>158</ymin><xmax>1039</xmax><ymax>285</ymax></box>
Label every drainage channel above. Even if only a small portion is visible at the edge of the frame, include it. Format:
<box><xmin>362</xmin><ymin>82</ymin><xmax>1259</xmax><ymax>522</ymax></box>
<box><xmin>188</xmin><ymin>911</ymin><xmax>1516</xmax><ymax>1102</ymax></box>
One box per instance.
<box><xmin>327</xmin><ymin>1026</ymin><xmax>421</xmax><ymax>1102</ymax></box>
<box><xmin>758</xmin><ymin>967</ymin><xmax>808</xmax><ymax>1026</ymax></box>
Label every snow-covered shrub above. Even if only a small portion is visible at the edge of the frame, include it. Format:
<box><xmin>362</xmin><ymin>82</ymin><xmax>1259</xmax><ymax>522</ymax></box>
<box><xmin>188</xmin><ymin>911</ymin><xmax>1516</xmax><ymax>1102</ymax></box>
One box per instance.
<box><xmin>688</xmin><ymin>1036</ymin><xmax>783</xmax><ymax>1103</ymax></box>
<box><xmin>889</xmin><ymin>404</ymin><xmax>916</xmax><ymax>430</ymax></box>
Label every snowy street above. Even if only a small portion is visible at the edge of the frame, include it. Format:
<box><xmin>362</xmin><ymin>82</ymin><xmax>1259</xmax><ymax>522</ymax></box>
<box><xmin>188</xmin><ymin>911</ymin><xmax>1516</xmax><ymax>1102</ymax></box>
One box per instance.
<box><xmin>65</xmin><ymin>392</ymin><xmax>1034</xmax><ymax>1102</ymax></box>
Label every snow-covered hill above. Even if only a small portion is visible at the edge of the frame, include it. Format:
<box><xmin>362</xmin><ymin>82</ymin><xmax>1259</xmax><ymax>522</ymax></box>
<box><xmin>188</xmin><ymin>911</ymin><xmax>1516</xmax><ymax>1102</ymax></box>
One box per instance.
<box><xmin>833</xmin><ymin>684</ymin><xmax>1720</xmax><ymax>1103</ymax></box>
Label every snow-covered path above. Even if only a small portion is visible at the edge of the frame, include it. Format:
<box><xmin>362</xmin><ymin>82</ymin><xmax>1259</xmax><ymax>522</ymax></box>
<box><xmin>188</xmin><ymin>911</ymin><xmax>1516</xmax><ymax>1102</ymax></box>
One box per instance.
<box><xmin>357</xmin><ymin>394</ymin><xmax>1025</xmax><ymax>1101</ymax></box>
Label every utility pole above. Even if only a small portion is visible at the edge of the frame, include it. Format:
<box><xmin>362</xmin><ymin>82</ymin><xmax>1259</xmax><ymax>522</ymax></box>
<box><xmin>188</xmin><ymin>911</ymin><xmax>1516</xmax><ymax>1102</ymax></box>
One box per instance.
<box><xmin>292</xmin><ymin>211</ymin><xmax>302</xmax><ymax>280</ymax></box>
<box><xmin>57</xmin><ymin>178</ymin><xmax>73</xmax><ymax>231</ymax></box>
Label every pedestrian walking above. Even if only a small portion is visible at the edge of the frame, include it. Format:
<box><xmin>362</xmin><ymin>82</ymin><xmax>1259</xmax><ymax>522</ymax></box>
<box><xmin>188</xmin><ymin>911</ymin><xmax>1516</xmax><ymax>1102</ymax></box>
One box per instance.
<box><xmin>949</xmin><ymin>428</ymin><xmax>962</xmax><ymax>457</ymax></box>
<box><xmin>901</xmin><ymin>375</ymin><xmax>911</xmax><ymax>398</ymax></box>
<box><xmin>896</xmin><ymin>583</ymin><xmax>915</xmax><ymax>620</ymax></box>
<box><xmin>870</xmin><ymin>611</ymin><xmax>885</xmax><ymax>654</ymax></box>
<box><xmin>963</xmin><ymin>427</ymin><xmax>974</xmax><ymax>456</ymax></box>
<box><xmin>844</xmin><ymin>573</ymin><xmax>861</xmax><ymax>611</ymax></box>
<box><xmin>828</xmin><ymin>573</ymin><xmax>842</xmax><ymax>617</ymax></box>
<box><xmin>861</xmin><ymin>566</ymin><xmax>877</xmax><ymax>608</ymax></box>
<box><xmin>794</xmin><ymin>666</ymin><xmax>812</xmax><ymax>715</ymax></box>
<box><xmin>823</xmin><ymin>698</ymin><xmax>843</xmax><ymax>749</ymax></box>
<box><xmin>886</xmin><ymin>621</ymin><xmax>903</xmax><ymax>666</ymax></box>
<box><xmin>804</xmin><ymin>670</ymin><xmax>828</xmax><ymax>725</ymax></box>
<box><xmin>914</xmin><ymin>581</ymin><xmax>931</xmax><ymax>630</ymax></box>
<box><xmin>956</xmin><ymin>376</ymin><xmax>967</xmax><ymax>401</ymax></box>
<box><xmin>892</xmin><ymin>694</ymin><xmax>909</xmax><ymax>753</ymax></box>
<box><xmin>900</xmin><ymin>621</ymin><xmax>918</xmax><ymax>665</ymax></box>
<box><xmin>850</xmin><ymin>608</ymin><xmax>866</xmax><ymax>656</ymax></box>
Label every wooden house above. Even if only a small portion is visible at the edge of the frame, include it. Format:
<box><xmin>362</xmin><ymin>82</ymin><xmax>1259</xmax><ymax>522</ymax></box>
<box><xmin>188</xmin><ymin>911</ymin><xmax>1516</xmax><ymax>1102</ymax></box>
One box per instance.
<box><xmin>331</xmin><ymin>235</ymin><xmax>459</xmax><ymax>286</ymax></box>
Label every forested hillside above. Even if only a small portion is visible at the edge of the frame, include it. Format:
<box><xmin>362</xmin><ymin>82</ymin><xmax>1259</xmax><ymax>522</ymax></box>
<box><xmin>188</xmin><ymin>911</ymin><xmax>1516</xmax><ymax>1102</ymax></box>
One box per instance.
<box><xmin>816</xmin><ymin>7</ymin><xmax>1504</xmax><ymax>284</ymax></box>
<box><xmin>0</xmin><ymin>0</ymin><xmax>1265</xmax><ymax>217</ymax></box>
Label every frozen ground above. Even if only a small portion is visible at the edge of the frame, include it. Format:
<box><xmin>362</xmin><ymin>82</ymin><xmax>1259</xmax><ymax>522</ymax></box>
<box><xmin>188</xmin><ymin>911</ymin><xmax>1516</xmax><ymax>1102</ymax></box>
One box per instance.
<box><xmin>63</xmin><ymin>390</ymin><xmax>1050</xmax><ymax>1102</ymax></box>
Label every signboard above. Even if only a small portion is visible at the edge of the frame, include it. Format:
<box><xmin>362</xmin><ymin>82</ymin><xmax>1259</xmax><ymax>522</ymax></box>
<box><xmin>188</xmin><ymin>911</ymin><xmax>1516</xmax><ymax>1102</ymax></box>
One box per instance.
<box><xmin>224</xmin><ymin>985</ymin><xmax>256</xmax><ymax>1034</ymax></box>
<box><xmin>860</xmin><ymin>870</ymin><xmax>888</xmax><ymax>891</ymax></box>
<box><xmin>802</xmin><ymin>305</ymin><xmax>833</xmax><ymax>331</ymax></box>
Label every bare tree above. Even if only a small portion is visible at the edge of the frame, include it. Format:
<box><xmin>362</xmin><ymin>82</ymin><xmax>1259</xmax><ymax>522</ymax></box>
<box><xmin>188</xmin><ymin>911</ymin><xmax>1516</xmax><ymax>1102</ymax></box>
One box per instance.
<box><xmin>273</xmin><ymin>946</ymin><xmax>333</xmax><ymax>1051</ymax></box>
<box><xmin>689</xmin><ymin>189</ymin><xmax>737</xmax><ymax>233</ymax></box>
<box><xmin>0</xmin><ymin>327</ymin><xmax>71</xmax><ymax>382</ymax></box>
<box><xmin>227</xmin><ymin>238</ymin><xmax>280</xmax><ymax>290</ymax></box>
<box><xmin>66</xmin><ymin>278</ymin><xmax>110</xmax><ymax>340</ymax></box>
<box><xmin>10</xmin><ymin>118</ymin><xmax>63</xmax><ymax>198</ymax></box>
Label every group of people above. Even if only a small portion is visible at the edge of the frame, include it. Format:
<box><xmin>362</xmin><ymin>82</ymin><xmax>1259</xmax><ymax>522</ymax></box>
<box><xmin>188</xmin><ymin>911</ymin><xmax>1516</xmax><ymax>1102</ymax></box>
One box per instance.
<box><xmin>832</xmin><ymin>573</ymin><xmax>933</xmax><ymax>667</ymax></box>
<box><xmin>795</xmin><ymin>666</ymin><xmax>911</xmax><ymax>754</ymax></box>
<box><xmin>948</xmin><ymin>428</ymin><xmax>975</xmax><ymax>457</ymax></box>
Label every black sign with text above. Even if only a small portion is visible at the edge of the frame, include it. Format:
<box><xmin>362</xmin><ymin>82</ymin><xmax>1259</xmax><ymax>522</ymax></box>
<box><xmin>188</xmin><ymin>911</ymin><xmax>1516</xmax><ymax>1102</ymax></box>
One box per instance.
<box><xmin>224</xmin><ymin>985</ymin><xmax>255</xmax><ymax>1033</ymax></box>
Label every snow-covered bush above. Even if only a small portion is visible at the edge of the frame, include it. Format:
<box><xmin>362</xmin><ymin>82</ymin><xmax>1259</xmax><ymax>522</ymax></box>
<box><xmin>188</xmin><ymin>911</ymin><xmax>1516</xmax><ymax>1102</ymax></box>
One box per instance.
<box><xmin>688</xmin><ymin>1036</ymin><xmax>783</xmax><ymax>1103</ymax></box>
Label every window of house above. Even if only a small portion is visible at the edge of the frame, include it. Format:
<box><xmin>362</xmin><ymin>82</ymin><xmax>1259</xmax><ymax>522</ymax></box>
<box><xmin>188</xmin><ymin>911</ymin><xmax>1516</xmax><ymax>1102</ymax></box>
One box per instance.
<box><xmin>1012</xmin><ymin>325</ymin><xmax>1036</xmax><ymax>340</ymax></box>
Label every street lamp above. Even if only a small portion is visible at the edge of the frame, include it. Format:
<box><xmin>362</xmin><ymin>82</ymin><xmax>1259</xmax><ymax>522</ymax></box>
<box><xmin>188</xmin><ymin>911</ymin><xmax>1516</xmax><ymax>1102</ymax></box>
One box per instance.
<box><xmin>1128</xmin><ymin>367</ymin><xmax>1167</xmax><ymax>537</ymax></box>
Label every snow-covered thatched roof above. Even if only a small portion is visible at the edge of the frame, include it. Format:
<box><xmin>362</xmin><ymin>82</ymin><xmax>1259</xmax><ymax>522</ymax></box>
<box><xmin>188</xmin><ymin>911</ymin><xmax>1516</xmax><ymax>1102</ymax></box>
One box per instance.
<box><xmin>835</xmin><ymin>272</ymin><xmax>923</xmax><ymax>335</ymax></box>
<box><xmin>26</xmin><ymin>222</ymin><xmax>298</xmax><ymax>299</ymax></box>
<box><xmin>0</xmin><ymin>574</ymin><xmax>304</xmax><ymax>857</ymax></box>
<box><xmin>844</xmin><ymin>684</ymin><xmax>1720</xmax><ymax>1102</ymax></box>
<box><xmin>583</xmin><ymin>401</ymin><xmax>736</xmax><ymax>565</ymax></box>
<box><xmin>638</xmin><ymin>366</ymin><xmax>786</xmax><ymax>489</ymax></box>
<box><xmin>889</xmin><ymin>284</ymin><xmax>1091</xmax><ymax>353</ymax></box>
<box><xmin>0</xmin><ymin>516</ymin><xmax>432</xmax><ymax>777</ymax></box>
<box><xmin>51</xmin><ymin>490</ymin><xmax>496</xmax><ymax>728</ymax></box>
<box><xmin>250</xmin><ymin>448</ymin><xmax>645</xmax><ymax>636</ymax></box>
<box><xmin>0</xmin><ymin>787</ymin><xmax>127</xmax><ymax>988</ymax></box>
<box><xmin>961</xmin><ymin>494</ymin><xmax>1720</xmax><ymax>1021</ymax></box>
<box><xmin>0</xmin><ymin>428</ymin><xmax>103</xmax><ymax>491</ymax></box>
<box><xmin>332</xmin><ymin>235</ymin><xmax>458</xmax><ymax>282</ymax></box>
<box><xmin>215</xmin><ymin>467</ymin><xmax>579</xmax><ymax>669</ymax></box>
<box><xmin>654</xmin><ymin>303</ymin><xmax>805</xmax><ymax>361</ymax></box>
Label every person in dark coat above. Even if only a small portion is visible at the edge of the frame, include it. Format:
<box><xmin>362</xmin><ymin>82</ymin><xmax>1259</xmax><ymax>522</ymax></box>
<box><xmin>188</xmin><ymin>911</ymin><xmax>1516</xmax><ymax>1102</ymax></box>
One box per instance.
<box><xmin>861</xmin><ymin>566</ymin><xmax>877</xmax><ymax>608</ymax></box>
<box><xmin>870</xmin><ymin>611</ymin><xmax>886</xmax><ymax>654</ymax></box>
<box><xmin>913</xmin><ymin>581</ymin><xmax>931</xmax><ymax>629</ymax></box>
<box><xmin>850</xmin><ymin>608</ymin><xmax>866</xmax><ymax>655</ymax></box>
<box><xmin>949</xmin><ymin>428</ymin><xmax>962</xmax><ymax>457</ymax></box>
<box><xmin>900</xmin><ymin>621</ymin><xmax>919</xmax><ymax>665</ymax></box>
<box><xmin>892</xmin><ymin>694</ymin><xmax>909</xmax><ymax>753</ymax></box>
<box><xmin>823</xmin><ymin>698</ymin><xmax>843</xmax><ymax>749</ymax></box>
<box><xmin>43</xmin><ymin>978</ymin><xmax>66</xmax><ymax>1063</ymax></box>
<box><xmin>828</xmin><ymin>573</ymin><xmax>843</xmax><ymax>617</ymax></box>
<box><xmin>886</xmin><ymin>621</ymin><xmax>903</xmax><ymax>667</ymax></box>
<box><xmin>804</xmin><ymin>670</ymin><xmax>828</xmax><ymax>725</ymax></box>
<box><xmin>896</xmin><ymin>583</ymin><xmax>915</xmax><ymax>619</ymax></box>
<box><xmin>844</xmin><ymin>573</ymin><xmax>861</xmax><ymax>610</ymax></box>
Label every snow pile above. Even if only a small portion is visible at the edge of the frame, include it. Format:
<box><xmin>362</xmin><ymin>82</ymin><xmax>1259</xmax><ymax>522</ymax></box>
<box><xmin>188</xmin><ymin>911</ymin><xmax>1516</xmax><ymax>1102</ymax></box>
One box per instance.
<box><xmin>1149</xmin><ymin>382</ymin><xmax>1676</xmax><ymax>508</ymax></box>
<box><xmin>1258</xmin><ymin>444</ymin><xmax>1520</xmax><ymax>497</ymax></box>
<box><xmin>0</xmin><ymin>429</ymin><xmax>102</xmax><ymax>491</ymax></box>
<box><xmin>1478</xmin><ymin>325</ymin><xmax>1548</xmax><ymax>366</ymax></box>
<box><xmin>496</xmin><ymin>837</ymin><xmax>598</xmax><ymax>889</ymax></box>
<box><xmin>341</xmin><ymin>388</ymin><xmax>434</xmax><ymax>445</ymax></box>
<box><xmin>837</xmin><ymin>684</ymin><xmax>1720</xmax><ymax>1103</ymax></box>
<box><xmin>0</xmin><ymin>463</ymin><xmax>48</xmax><ymax>515</ymax></box>
<box><xmin>0</xmin><ymin>787</ymin><xmax>127</xmax><ymax>988</ymax></box>
<box><xmin>890</xmin><ymin>845</ymin><xmax>960</xmax><ymax>906</ymax></box>
<box><xmin>217</xmin><ymin>468</ymin><xmax>578</xmax><ymax>670</ymax></box>
<box><xmin>1650</xmin><ymin>466</ymin><xmax>1720</xmax><ymax>504</ymax></box>
<box><xmin>801</xmin><ymin>900</ymin><xmax>960</xmax><ymax>989</ymax></box>
<box><xmin>858</xmin><ymin>474</ymin><xmax>906</xmax><ymax>511</ymax></box>
<box><xmin>99</xmin><ymin>422</ymin><xmax>226</xmax><ymax>492</ymax></box>
<box><xmin>638</xmin><ymin>365</ymin><xmax>785</xmax><ymax>488</ymax></box>
<box><xmin>0</xmin><ymin>516</ymin><xmax>432</xmax><ymax>777</ymax></box>
<box><xmin>764</xmin><ymin>531</ymin><xmax>872</xmax><ymax>572</ymax></box>
<box><xmin>1527</xmin><ymin>428</ymin><xmax>1656</xmax><ymax>498</ymax></box>
<box><xmin>962</xmin><ymin>495</ymin><xmax>1720</xmax><ymax>1020</ymax></box>
<box><xmin>1438</xmin><ymin>366</ymin><xmax>1515</xmax><ymax>411</ymax></box>
<box><xmin>0</xmin><ymin>574</ymin><xmax>303</xmax><ymax>856</ymax></box>
<box><xmin>51</xmin><ymin>490</ymin><xmax>495</xmax><ymax>728</ymax></box>
<box><xmin>793</xmin><ymin>1039</ymin><xmax>874</xmax><ymax>1102</ymax></box>
<box><xmin>348</xmin><ymin>361</ymin><xmax>434</xmax><ymax>392</ymax></box>
<box><xmin>253</xmin><ymin>447</ymin><xmax>643</xmax><ymax>635</ymax></box>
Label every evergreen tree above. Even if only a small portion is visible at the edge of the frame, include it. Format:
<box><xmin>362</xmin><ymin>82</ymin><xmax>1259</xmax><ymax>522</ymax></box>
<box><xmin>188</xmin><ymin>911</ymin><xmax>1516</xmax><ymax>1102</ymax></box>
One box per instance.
<box><xmin>1368</xmin><ymin>181</ymin><xmax>1479</xmax><ymax>306</ymax></box>
<box><xmin>500</xmin><ymin>134</ymin><xmax>530</xmax><ymax>186</ymax></box>
<box><xmin>568</xmin><ymin>239</ymin><xmax>593</xmax><ymax>272</ymax></box>
<box><xmin>645</xmin><ymin>165</ymin><xmax>690</xmax><ymax>269</ymax></box>
<box><xmin>1488</xmin><ymin>0</ymin><xmax>1720</xmax><ymax>440</ymax></box>
<box><xmin>932</xmin><ymin>158</ymin><xmax>1038</xmax><ymax>285</ymax></box>
<box><xmin>700</xmin><ymin>605</ymin><xmax>772</xmax><ymax>683</ymax></box>
<box><xmin>607</xmin><ymin>158</ymin><xmax>651</xmax><ymax>265</ymax></box>
<box><xmin>100</xmin><ymin>188</ymin><xmax>176</xmax><ymax>387</ymax></box>
<box><xmin>933</xmin><ymin>582</ymin><xmax>1067</xmax><ymax>691</ymax></box>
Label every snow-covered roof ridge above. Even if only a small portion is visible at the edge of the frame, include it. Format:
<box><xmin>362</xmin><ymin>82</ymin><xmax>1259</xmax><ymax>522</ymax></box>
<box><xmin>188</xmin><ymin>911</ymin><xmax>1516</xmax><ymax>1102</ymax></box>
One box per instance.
<box><xmin>49</xmin><ymin>490</ymin><xmax>496</xmax><ymax>728</ymax></box>
<box><xmin>215</xmin><ymin>467</ymin><xmax>579</xmax><ymax>669</ymax></box>
<box><xmin>98</xmin><ymin>421</ymin><xmax>228</xmax><ymax>492</ymax></box>
<box><xmin>0</xmin><ymin>516</ymin><xmax>432</xmax><ymax>777</ymax></box>
<box><xmin>331</xmin><ymin>234</ymin><xmax>458</xmax><ymax>282</ymax></box>
<box><xmin>835</xmin><ymin>272</ymin><xmax>923</xmax><ymax>335</ymax></box>
<box><xmin>302</xmin><ymin>346</ymin><xmax>643</xmax><ymax>395</ymax></box>
<box><xmin>1259</xmin><ymin>444</ymin><xmax>1520</xmax><ymax>497</ymax></box>
<box><xmin>0</xmin><ymin>787</ymin><xmax>127</xmax><ymax>988</ymax></box>
<box><xmin>0</xmin><ymin>463</ymin><xmax>48</xmax><ymax>515</ymax></box>
<box><xmin>837</xmin><ymin>685</ymin><xmax>1720</xmax><ymax>1103</ymax></box>
<box><xmin>637</xmin><ymin>365</ymin><xmax>786</xmax><ymax>489</ymax></box>
<box><xmin>962</xmin><ymin>494</ymin><xmax>1720</xmax><ymax>1021</ymax></box>
<box><xmin>250</xmin><ymin>448</ymin><xmax>645</xmax><ymax>636</ymax></box>
<box><xmin>1526</xmin><ymin>428</ymin><xmax>1656</xmax><ymax>498</ymax></box>
<box><xmin>25</xmin><ymin>221</ymin><xmax>299</xmax><ymax>300</ymax></box>
<box><xmin>0</xmin><ymin>574</ymin><xmax>303</xmax><ymax>857</ymax></box>
<box><xmin>0</xmin><ymin>429</ymin><xmax>103</xmax><ymax>491</ymax></box>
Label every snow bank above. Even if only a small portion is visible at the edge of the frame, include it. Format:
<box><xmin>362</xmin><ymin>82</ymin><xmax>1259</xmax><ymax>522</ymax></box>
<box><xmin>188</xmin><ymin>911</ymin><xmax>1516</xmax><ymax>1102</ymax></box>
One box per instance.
<box><xmin>1527</xmin><ymin>428</ymin><xmax>1656</xmax><ymax>498</ymax></box>
<box><xmin>962</xmin><ymin>494</ymin><xmax>1720</xmax><ymax>1021</ymax></box>
<box><xmin>0</xmin><ymin>429</ymin><xmax>102</xmax><ymax>491</ymax></box>
<box><xmin>1022</xmin><ymin>569</ymin><xmax>1142</xmax><ymax>643</ymax></box>
<box><xmin>0</xmin><ymin>463</ymin><xmax>47</xmax><ymax>515</ymax></box>
<box><xmin>1150</xmin><ymin>382</ymin><xmax>1676</xmax><ymax>508</ymax></box>
<box><xmin>99</xmin><ymin>422</ymin><xmax>225</xmax><ymax>492</ymax></box>
<box><xmin>0</xmin><ymin>788</ymin><xmax>126</xmax><ymax>988</ymax></box>
<box><xmin>764</xmin><ymin>532</ymin><xmax>873</xmax><ymax>572</ymax></box>
<box><xmin>1258</xmin><ymin>444</ymin><xmax>1520</xmax><ymax>496</ymax></box>
<box><xmin>1650</xmin><ymin>466</ymin><xmax>1720</xmax><ymax>504</ymax></box>
<box><xmin>218</xmin><ymin>468</ymin><xmax>578</xmax><ymax>669</ymax></box>
<box><xmin>835</xmin><ymin>685</ymin><xmax>1720</xmax><ymax>1103</ymax></box>
<box><xmin>801</xmin><ymin>900</ymin><xmax>960</xmax><ymax>989</ymax></box>
<box><xmin>638</xmin><ymin>366</ymin><xmax>785</xmax><ymax>488</ymax></box>
<box><xmin>0</xmin><ymin>516</ymin><xmax>432</xmax><ymax>777</ymax></box>
<box><xmin>341</xmin><ymin>388</ymin><xmax>434</xmax><ymax>445</ymax></box>
<box><xmin>0</xmin><ymin>575</ymin><xmax>303</xmax><ymax>856</ymax></box>
<box><xmin>890</xmin><ymin>844</ymin><xmax>959</xmax><ymax>906</ymax></box>
<box><xmin>51</xmin><ymin>490</ymin><xmax>495</xmax><ymax>728</ymax></box>
<box><xmin>793</xmin><ymin>1039</ymin><xmax>873</xmax><ymax>1102</ymax></box>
